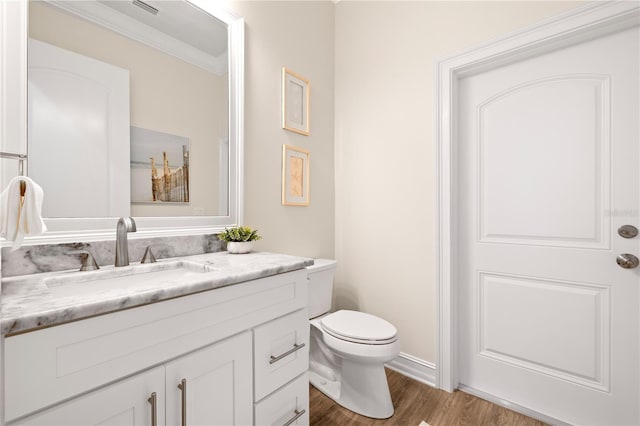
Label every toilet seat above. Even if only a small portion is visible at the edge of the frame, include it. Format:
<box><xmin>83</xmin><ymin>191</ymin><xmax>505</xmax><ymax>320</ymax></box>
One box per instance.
<box><xmin>320</xmin><ymin>310</ymin><xmax>397</xmax><ymax>345</ymax></box>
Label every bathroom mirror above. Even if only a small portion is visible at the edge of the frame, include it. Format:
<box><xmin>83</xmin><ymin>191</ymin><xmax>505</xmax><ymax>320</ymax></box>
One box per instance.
<box><xmin>22</xmin><ymin>0</ymin><xmax>243</xmax><ymax>243</ymax></box>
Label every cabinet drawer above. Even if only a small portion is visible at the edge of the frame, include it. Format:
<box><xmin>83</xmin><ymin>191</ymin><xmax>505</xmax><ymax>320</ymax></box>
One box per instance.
<box><xmin>254</xmin><ymin>309</ymin><xmax>309</xmax><ymax>401</ymax></box>
<box><xmin>254</xmin><ymin>373</ymin><xmax>309</xmax><ymax>426</ymax></box>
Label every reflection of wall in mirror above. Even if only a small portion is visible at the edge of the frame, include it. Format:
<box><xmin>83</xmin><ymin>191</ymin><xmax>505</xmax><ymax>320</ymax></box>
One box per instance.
<box><xmin>28</xmin><ymin>1</ymin><xmax>229</xmax><ymax>217</ymax></box>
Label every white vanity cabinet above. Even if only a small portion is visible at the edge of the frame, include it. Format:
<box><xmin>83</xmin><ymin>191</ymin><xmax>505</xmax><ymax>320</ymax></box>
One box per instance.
<box><xmin>3</xmin><ymin>268</ymin><xmax>310</xmax><ymax>426</ymax></box>
<box><xmin>14</xmin><ymin>332</ymin><xmax>253</xmax><ymax>426</ymax></box>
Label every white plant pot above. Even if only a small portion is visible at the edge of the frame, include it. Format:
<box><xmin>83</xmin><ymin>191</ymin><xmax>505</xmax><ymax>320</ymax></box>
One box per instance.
<box><xmin>226</xmin><ymin>241</ymin><xmax>254</xmax><ymax>254</ymax></box>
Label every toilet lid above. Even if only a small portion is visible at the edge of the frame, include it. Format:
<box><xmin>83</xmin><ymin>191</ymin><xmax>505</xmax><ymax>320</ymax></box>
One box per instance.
<box><xmin>320</xmin><ymin>310</ymin><xmax>397</xmax><ymax>345</ymax></box>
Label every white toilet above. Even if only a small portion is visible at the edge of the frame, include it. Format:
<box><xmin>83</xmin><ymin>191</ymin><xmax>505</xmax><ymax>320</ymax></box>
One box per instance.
<box><xmin>306</xmin><ymin>259</ymin><xmax>400</xmax><ymax>419</ymax></box>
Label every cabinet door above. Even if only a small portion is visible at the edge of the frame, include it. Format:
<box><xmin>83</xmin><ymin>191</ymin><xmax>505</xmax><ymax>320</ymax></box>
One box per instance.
<box><xmin>166</xmin><ymin>331</ymin><xmax>253</xmax><ymax>426</ymax></box>
<box><xmin>15</xmin><ymin>367</ymin><xmax>165</xmax><ymax>426</ymax></box>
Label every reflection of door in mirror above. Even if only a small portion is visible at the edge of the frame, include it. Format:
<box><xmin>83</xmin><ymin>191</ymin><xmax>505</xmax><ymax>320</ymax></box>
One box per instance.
<box><xmin>28</xmin><ymin>38</ymin><xmax>130</xmax><ymax>218</ymax></box>
<box><xmin>28</xmin><ymin>0</ymin><xmax>229</xmax><ymax>218</ymax></box>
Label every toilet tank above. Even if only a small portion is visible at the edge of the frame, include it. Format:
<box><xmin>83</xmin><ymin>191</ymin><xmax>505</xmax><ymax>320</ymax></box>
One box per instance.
<box><xmin>306</xmin><ymin>259</ymin><xmax>337</xmax><ymax>318</ymax></box>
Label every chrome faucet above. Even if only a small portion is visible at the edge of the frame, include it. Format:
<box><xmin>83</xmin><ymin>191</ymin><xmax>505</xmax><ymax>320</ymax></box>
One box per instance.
<box><xmin>115</xmin><ymin>217</ymin><xmax>136</xmax><ymax>267</ymax></box>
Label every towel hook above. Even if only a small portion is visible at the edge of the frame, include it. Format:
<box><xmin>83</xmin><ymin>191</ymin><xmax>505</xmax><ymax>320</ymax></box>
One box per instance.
<box><xmin>0</xmin><ymin>151</ymin><xmax>27</xmax><ymax>197</ymax></box>
<box><xmin>18</xmin><ymin>159</ymin><xmax>26</xmax><ymax>197</ymax></box>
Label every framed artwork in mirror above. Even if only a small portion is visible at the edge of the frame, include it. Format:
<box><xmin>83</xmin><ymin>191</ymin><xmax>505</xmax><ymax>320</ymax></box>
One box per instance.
<box><xmin>282</xmin><ymin>67</ymin><xmax>310</xmax><ymax>136</ymax></box>
<box><xmin>282</xmin><ymin>144</ymin><xmax>310</xmax><ymax>206</ymax></box>
<box><xmin>130</xmin><ymin>127</ymin><xmax>190</xmax><ymax>205</ymax></box>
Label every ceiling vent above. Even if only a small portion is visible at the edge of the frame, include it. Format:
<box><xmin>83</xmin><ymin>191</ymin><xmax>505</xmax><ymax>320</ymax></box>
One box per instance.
<box><xmin>132</xmin><ymin>0</ymin><xmax>159</xmax><ymax>16</ymax></box>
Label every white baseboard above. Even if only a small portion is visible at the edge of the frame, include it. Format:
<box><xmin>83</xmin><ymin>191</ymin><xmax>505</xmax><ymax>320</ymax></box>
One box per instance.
<box><xmin>385</xmin><ymin>352</ymin><xmax>436</xmax><ymax>388</ymax></box>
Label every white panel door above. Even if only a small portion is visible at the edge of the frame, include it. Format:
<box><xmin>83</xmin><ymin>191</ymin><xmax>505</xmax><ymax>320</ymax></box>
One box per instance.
<box><xmin>28</xmin><ymin>38</ymin><xmax>130</xmax><ymax>218</ymax></box>
<box><xmin>458</xmin><ymin>25</ymin><xmax>639</xmax><ymax>425</ymax></box>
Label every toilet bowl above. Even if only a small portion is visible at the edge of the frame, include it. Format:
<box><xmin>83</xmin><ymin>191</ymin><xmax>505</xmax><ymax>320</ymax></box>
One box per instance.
<box><xmin>306</xmin><ymin>260</ymin><xmax>400</xmax><ymax>419</ymax></box>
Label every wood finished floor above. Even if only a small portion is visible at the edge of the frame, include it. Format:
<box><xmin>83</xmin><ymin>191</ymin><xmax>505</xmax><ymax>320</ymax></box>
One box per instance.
<box><xmin>309</xmin><ymin>368</ymin><xmax>547</xmax><ymax>426</ymax></box>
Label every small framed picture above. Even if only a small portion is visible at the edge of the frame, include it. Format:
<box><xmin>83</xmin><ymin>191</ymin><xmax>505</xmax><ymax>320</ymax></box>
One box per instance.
<box><xmin>282</xmin><ymin>67</ymin><xmax>310</xmax><ymax>136</ymax></box>
<box><xmin>130</xmin><ymin>127</ymin><xmax>190</xmax><ymax>204</ymax></box>
<box><xmin>282</xmin><ymin>144</ymin><xmax>310</xmax><ymax>206</ymax></box>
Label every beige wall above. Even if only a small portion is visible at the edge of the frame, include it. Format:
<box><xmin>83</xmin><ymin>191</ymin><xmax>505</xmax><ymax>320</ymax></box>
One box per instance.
<box><xmin>228</xmin><ymin>1</ymin><xmax>336</xmax><ymax>259</ymax></box>
<box><xmin>29</xmin><ymin>2</ymin><xmax>228</xmax><ymax>217</ymax></box>
<box><xmin>24</xmin><ymin>0</ymin><xmax>590</xmax><ymax>367</ymax></box>
<box><xmin>334</xmin><ymin>1</ymin><xmax>586</xmax><ymax>363</ymax></box>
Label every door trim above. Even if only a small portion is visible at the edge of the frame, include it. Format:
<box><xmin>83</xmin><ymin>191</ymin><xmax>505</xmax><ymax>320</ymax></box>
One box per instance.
<box><xmin>435</xmin><ymin>0</ymin><xmax>640</xmax><ymax>393</ymax></box>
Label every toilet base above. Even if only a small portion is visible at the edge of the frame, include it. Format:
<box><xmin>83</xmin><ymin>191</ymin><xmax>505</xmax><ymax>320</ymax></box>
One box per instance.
<box><xmin>309</xmin><ymin>370</ymin><xmax>341</xmax><ymax>401</ymax></box>
<box><xmin>310</xmin><ymin>360</ymin><xmax>394</xmax><ymax>419</ymax></box>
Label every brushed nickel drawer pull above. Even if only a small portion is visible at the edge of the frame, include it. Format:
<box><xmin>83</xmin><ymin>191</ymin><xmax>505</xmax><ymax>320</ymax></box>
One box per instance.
<box><xmin>282</xmin><ymin>409</ymin><xmax>306</xmax><ymax>426</ymax></box>
<box><xmin>269</xmin><ymin>343</ymin><xmax>306</xmax><ymax>364</ymax></box>
<box><xmin>148</xmin><ymin>392</ymin><xmax>158</xmax><ymax>426</ymax></box>
<box><xmin>178</xmin><ymin>378</ymin><xmax>187</xmax><ymax>426</ymax></box>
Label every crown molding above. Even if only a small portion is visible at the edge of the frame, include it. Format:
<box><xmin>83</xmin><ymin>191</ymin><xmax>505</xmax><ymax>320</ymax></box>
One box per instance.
<box><xmin>44</xmin><ymin>0</ymin><xmax>227</xmax><ymax>76</ymax></box>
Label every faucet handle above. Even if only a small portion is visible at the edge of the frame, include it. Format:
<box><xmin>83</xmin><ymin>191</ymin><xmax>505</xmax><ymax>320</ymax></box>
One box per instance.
<box><xmin>141</xmin><ymin>246</ymin><xmax>157</xmax><ymax>264</ymax></box>
<box><xmin>67</xmin><ymin>249</ymin><xmax>100</xmax><ymax>271</ymax></box>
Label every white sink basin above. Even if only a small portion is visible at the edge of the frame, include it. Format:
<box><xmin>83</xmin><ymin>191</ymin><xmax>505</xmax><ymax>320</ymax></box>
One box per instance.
<box><xmin>44</xmin><ymin>261</ymin><xmax>212</xmax><ymax>297</ymax></box>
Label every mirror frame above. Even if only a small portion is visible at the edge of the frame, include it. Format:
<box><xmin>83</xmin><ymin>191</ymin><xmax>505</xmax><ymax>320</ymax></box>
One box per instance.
<box><xmin>2</xmin><ymin>0</ymin><xmax>244</xmax><ymax>245</ymax></box>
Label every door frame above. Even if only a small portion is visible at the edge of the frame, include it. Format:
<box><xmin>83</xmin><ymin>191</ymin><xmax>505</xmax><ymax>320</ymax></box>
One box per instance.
<box><xmin>435</xmin><ymin>0</ymin><xmax>639</xmax><ymax>395</ymax></box>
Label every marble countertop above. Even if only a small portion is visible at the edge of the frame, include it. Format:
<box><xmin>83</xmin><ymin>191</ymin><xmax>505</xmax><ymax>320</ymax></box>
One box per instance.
<box><xmin>1</xmin><ymin>251</ymin><xmax>314</xmax><ymax>336</ymax></box>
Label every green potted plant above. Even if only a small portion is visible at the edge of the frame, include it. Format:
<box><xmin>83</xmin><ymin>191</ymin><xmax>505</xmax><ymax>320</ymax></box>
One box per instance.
<box><xmin>217</xmin><ymin>226</ymin><xmax>262</xmax><ymax>254</ymax></box>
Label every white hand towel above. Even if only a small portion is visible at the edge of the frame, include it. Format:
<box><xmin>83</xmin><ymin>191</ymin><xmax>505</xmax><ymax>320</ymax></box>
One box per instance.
<box><xmin>1</xmin><ymin>176</ymin><xmax>47</xmax><ymax>250</ymax></box>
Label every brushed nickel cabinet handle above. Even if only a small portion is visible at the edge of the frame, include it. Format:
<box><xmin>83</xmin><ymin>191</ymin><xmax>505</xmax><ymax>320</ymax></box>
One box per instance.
<box><xmin>269</xmin><ymin>343</ymin><xmax>306</xmax><ymax>365</ymax></box>
<box><xmin>178</xmin><ymin>378</ymin><xmax>187</xmax><ymax>426</ymax></box>
<box><xmin>282</xmin><ymin>409</ymin><xmax>306</xmax><ymax>426</ymax></box>
<box><xmin>148</xmin><ymin>392</ymin><xmax>157</xmax><ymax>426</ymax></box>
